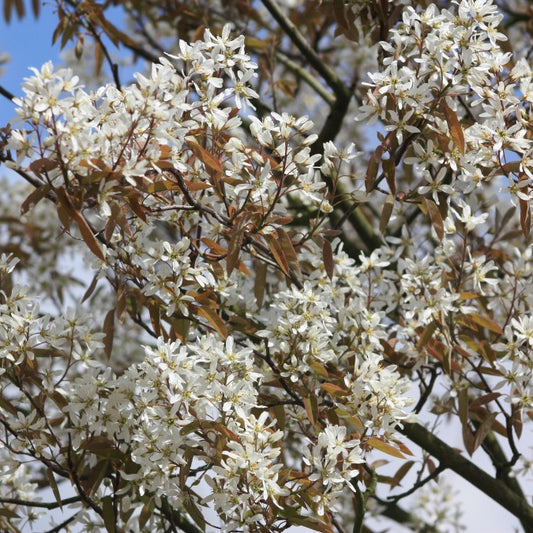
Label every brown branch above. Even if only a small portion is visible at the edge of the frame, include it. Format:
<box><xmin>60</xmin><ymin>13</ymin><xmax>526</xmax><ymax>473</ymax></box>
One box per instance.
<box><xmin>260</xmin><ymin>0</ymin><xmax>348</xmax><ymax>98</ymax></box>
<box><xmin>387</xmin><ymin>464</ymin><xmax>446</xmax><ymax>503</ymax></box>
<box><xmin>476</xmin><ymin>425</ymin><xmax>528</xmax><ymax>500</ymax></box>
<box><xmin>399</xmin><ymin>422</ymin><xmax>533</xmax><ymax>532</ymax></box>
<box><xmin>0</xmin><ymin>495</ymin><xmax>81</xmax><ymax>509</ymax></box>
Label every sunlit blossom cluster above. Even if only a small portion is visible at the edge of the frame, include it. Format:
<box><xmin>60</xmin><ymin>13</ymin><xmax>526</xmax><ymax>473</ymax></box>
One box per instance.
<box><xmin>0</xmin><ymin>1</ymin><xmax>533</xmax><ymax>532</ymax></box>
<box><xmin>359</xmin><ymin>0</ymin><xmax>533</xmax><ymax>208</ymax></box>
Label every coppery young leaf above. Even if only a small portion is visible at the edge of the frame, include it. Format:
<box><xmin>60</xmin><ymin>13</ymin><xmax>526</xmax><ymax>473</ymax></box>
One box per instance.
<box><xmin>379</xmin><ymin>194</ymin><xmax>395</xmax><ymax>235</ymax></box>
<box><xmin>322</xmin><ymin>238</ymin><xmax>334</xmax><ymax>280</ymax></box>
<box><xmin>226</xmin><ymin>225</ymin><xmax>245</xmax><ymax>276</ymax></box>
<box><xmin>423</xmin><ymin>197</ymin><xmax>444</xmax><ymax>241</ymax></box>
<box><xmin>265</xmin><ymin>234</ymin><xmax>290</xmax><ymax>277</ymax></box>
<box><xmin>20</xmin><ymin>183</ymin><xmax>52</xmax><ymax>215</ymax></box>
<box><xmin>103</xmin><ymin>308</ymin><xmax>115</xmax><ymax>360</ymax></box>
<box><xmin>254</xmin><ymin>260</ymin><xmax>267</xmax><ymax>309</ymax></box>
<box><xmin>188</xmin><ymin>140</ymin><xmax>223</xmax><ymax>177</ymax></box>
<box><xmin>366</xmin><ymin>437</ymin><xmax>405</xmax><ymax>458</ymax></box>
<box><xmin>366</xmin><ymin>145</ymin><xmax>384</xmax><ymax>193</ymax></box>
<box><xmin>442</xmin><ymin>100</ymin><xmax>465</xmax><ymax>155</ymax></box>
<box><xmin>519</xmin><ymin>196</ymin><xmax>531</xmax><ymax>238</ymax></box>
<box><xmin>197</xmin><ymin>306</ymin><xmax>228</xmax><ymax>338</ymax></box>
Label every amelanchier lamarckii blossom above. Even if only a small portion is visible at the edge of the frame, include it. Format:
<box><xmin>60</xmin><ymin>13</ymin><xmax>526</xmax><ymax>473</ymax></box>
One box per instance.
<box><xmin>0</xmin><ymin>0</ymin><xmax>533</xmax><ymax>532</ymax></box>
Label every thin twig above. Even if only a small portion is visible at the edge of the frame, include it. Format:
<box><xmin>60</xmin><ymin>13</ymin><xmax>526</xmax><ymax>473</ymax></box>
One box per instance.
<box><xmin>0</xmin><ymin>84</ymin><xmax>15</xmax><ymax>102</ymax></box>
<box><xmin>387</xmin><ymin>464</ymin><xmax>446</xmax><ymax>503</ymax></box>
<box><xmin>45</xmin><ymin>513</ymin><xmax>79</xmax><ymax>533</ymax></box>
<box><xmin>0</xmin><ymin>495</ymin><xmax>81</xmax><ymax>510</ymax></box>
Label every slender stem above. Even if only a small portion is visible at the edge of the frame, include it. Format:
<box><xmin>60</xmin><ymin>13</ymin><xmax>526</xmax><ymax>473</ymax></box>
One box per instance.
<box><xmin>0</xmin><ymin>495</ymin><xmax>81</xmax><ymax>510</ymax></box>
<box><xmin>0</xmin><ymin>84</ymin><xmax>15</xmax><ymax>102</ymax></box>
<box><xmin>387</xmin><ymin>464</ymin><xmax>446</xmax><ymax>503</ymax></box>
<box><xmin>45</xmin><ymin>513</ymin><xmax>78</xmax><ymax>533</ymax></box>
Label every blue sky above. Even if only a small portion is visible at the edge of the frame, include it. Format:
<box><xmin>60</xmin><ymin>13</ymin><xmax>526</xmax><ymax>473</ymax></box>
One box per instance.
<box><xmin>0</xmin><ymin>2</ymin><xmax>63</xmax><ymax>125</ymax></box>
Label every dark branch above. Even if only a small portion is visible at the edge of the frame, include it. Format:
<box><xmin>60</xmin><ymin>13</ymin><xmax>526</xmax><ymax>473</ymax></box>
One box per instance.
<box><xmin>399</xmin><ymin>422</ymin><xmax>533</xmax><ymax>532</ymax></box>
<box><xmin>0</xmin><ymin>84</ymin><xmax>15</xmax><ymax>102</ymax></box>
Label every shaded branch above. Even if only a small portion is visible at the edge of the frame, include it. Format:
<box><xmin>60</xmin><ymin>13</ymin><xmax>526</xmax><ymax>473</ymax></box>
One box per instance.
<box><xmin>387</xmin><ymin>464</ymin><xmax>446</xmax><ymax>503</ymax></box>
<box><xmin>260</xmin><ymin>0</ymin><xmax>348</xmax><ymax>98</ymax></box>
<box><xmin>45</xmin><ymin>513</ymin><xmax>78</xmax><ymax>533</ymax></box>
<box><xmin>399</xmin><ymin>422</ymin><xmax>533</xmax><ymax>532</ymax></box>
<box><xmin>275</xmin><ymin>50</ymin><xmax>335</xmax><ymax>105</ymax></box>
<box><xmin>477</xmin><ymin>425</ymin><xmax>528</xmax><ymax>500</ymax></box>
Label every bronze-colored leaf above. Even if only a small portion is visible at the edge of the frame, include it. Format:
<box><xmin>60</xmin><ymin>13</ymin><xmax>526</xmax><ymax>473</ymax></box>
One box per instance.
<box><xmin>383</xmin><ymin>156</ymin><xmax>396</xmax><ymax>196</ymax></box>
<box><xmin>423</xmin><ymin>197</ymin><xmax>444</xmax><ymax>240</ymax></box>
<box><xmin>94</xmin><ymin>40</ymin><xmax>104</xmax><ymax>77</ymax></box>
<box><xmin>102</xmin><ymin>495</ymin><xmax>116</xmax><ymax>533</ymax></box>
<box><xmin>75</xmin><ymin>210</ymin><xmax>106</xmax><ymax>262</ymax></box>
<box><xmin>277</xmin><ymin>228</ymin><xmax>301</xmax><ymax>277</ymax></box>
<box><xmin>226</xmin><ymin>226</ymin><xmax>245</xmax><ymax>276</ymax></box>
<box><xmin>103</xmin><ymin>308</ymin><xmax>115</xmax><ymax>360</ymax></box>
<box><xmin>47</xmin><ymin>467</ymin><xmax>62</xmax><ymax>510</ymax></box>
<box><xmin>366</xmin><ymin>436</ymin><xmax>405</xmax><ymax>458</ymax></box>
<box><xmin>519</xmin><ymin>195</ymin><xmax>530</xmax><ymax>238</ymax></box>
<box><xmin>472</xmin><ymin>412</ymin><xmax>497</xmax><ymax>453</ymax></box>
<box><xmin>303</xmin><ymin>394</ymin><xmax>319</xmax><ymax>427</ymax></box>
<box><xmin>21</xmin><ymin>183</ymin><xmax>52</xmax><ymax>215</ymax></box>
<box><xmin>320</xmin><ymin>383</ymin><xmax>349</xmax><ymax>396</ymax></box>
<box><xmin>390</xmin><ymin>460</ymin><xmax>415</xmax><ymax>488</ymax></box>
<box><xmin>265</xmin><ymin>234</ymin><xmax>290</xmax><ymax>277</ymax></box>
<box><xmin>322</xmin><ymin>238</ymin><xmax>334</xmax><ymax>280</ymax></box>
<box><xmin>81</xmin><ymin>274</ymin><xmax>99</xmax><ymax>303</ymax></box>
<box><xmin>254</xmin><ymin>260</ymin><xmax>267</xmax><ymax>309</ymax></box>
<box><xmin>138</xmin><ymin>501</ymin><xmax>154</xmax><ymax>531</ymax></box>
<box><xmin>29</xmin><ymin>157</ymin><xmax>57</xmax><ymax>178</ymax></box>
<box><xmin>188</xmin><ymin>140</ymin><xmax>223</xmax><ymax>177</ymax></box>
<box><xmin>417</xmin><ymin>320</ymin><xmax>437</xmax><ymax>350</ymax></box>
<box><xmin>116</xmin><ymin>284</ymin><xmax>127</xmax><ymax>325</ymax></box>
<box><xmin>442</xmin><ymin>100</ymin><xmax>465</xmax><ymax>155</ymax></box>
<box><xmin>183</xmin><ymin>491</ymin><xmax>206</xmax><ymax>533</ymax></box>
<box><xmin>468</xmin><ymin>313</ymin><xmax>503</xmax><ymax>335</ymax></box>
<box><xmin>366</xmin><ymin>145</ymin><xmax>384</xmax><ymax>193</ymax></box>
<box><xmin>379</xmin><ymin>194</ymin><xmax>395</xmax><ymax>235</ymax></box>
<box><xmin>469</xmin><ymin>392</ymin><xmax>501</xmax><ymax>409</ymax></box>
<box><xmin>197</xmin><ymin>306</ymin><xmax>228</xmax><ymax>338</ymax></box>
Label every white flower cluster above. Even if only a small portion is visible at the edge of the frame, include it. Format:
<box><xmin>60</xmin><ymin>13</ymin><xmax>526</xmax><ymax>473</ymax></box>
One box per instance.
<box><xmin>64</xmin><ymin>336</ymin><xmax>282</xmax><ymax>531</ymax></box>
<box><xmin>4</xmin><ymin>5</ymin><xmax>533</xmax><ymax>530</ymax></box>
<box><xmin>258</xmin><ymin>241</ymin><xmax>415</xmax><ymax>436</ymax></box>
<box><xmin>409</xmin><ymin>477</ymin><xmax>465</xmax><ymax>533</ymax></box>
<box><xmin>359</xmin><ymin>0</ymin><xmax>533</xmax><ymax>205</ymax></box>
<box><xmin>8</xmin><ymin>25</ymin><xmax>256</xmax><ymax>175</ymax></box>
<box><xmin>302</xmin><ymin>424</ymin><xmax>363</xmax><ymax>516</ymax></box>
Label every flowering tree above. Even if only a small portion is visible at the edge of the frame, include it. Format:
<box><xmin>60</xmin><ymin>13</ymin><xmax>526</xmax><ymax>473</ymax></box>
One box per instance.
<box><xmin>1</xmin><ymin>0</ymin><xmax>533</xmax><ymax>531</ymax></box>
